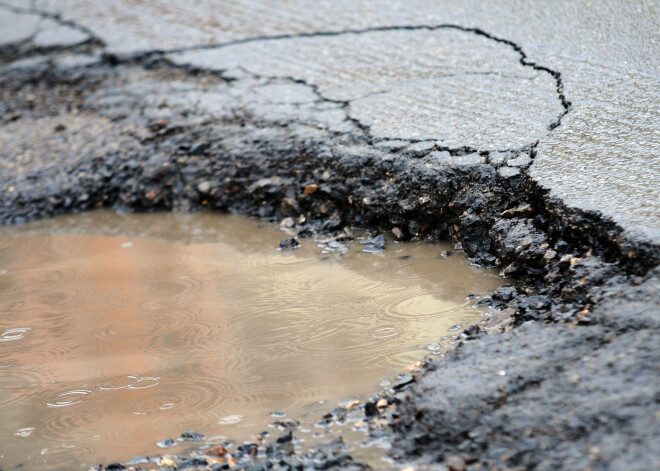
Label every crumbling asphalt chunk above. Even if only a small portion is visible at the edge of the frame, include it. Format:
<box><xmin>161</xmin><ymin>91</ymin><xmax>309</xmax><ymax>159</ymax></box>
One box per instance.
<box><xmin>490</xmin><ymin>218</ymin><xmax>549</xmax><ymax>273</ymax></box>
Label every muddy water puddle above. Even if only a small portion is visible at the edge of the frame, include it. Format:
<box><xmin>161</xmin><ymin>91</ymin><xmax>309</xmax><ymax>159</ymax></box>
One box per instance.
<box><xmin>0</xmin><ymin>211</ymin><xmax>503</xmax><ymax>470</ymax></box>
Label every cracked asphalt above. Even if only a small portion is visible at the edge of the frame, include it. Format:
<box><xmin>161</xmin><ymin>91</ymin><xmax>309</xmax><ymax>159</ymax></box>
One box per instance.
<box><xmin>0</xmin><ymin>1</ymin><xmax>659</xmax><ymax>470</ymax></box>
<box><xmin>2</xmin><ymin>0</ymin><xmax>658</xmax><ymax>243</ymax></box>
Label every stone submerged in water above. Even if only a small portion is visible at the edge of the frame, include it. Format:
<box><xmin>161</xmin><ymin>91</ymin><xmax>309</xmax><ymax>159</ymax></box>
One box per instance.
<box><xmin>323</xmin><ymin>240</ymin><xmax>348</xmax><ymax>252</ymax></box>
<box><xmin>278</xmin><ymin>237</ymin><xmax>300</xmax><ymax>250</ymax></box>
<box><xmin>360</xmin><ymin>234</ymin><xmax>386</xmax><ymax>253</ymax></box>
<box><xmin>155</xmin><ymin>437</ymin><xmax>177</xmax><ymax>448</ymax></box>
<box><xmin>179</xmin><ymin>430</ymin><xmax>205</xmax><ymax>441</ymax></box>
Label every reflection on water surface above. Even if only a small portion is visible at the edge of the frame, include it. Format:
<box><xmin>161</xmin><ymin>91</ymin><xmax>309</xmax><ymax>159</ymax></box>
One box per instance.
<box><xmin>0</xmin><ymin>211</ymin><xmax>502</xmax><ymax>470</ymax></box>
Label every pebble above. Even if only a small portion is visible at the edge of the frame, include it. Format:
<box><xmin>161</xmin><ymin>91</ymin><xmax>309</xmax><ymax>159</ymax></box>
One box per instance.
<box><xmin>279</xmin><ymin>238</ymin><xmax>300</xmax><ymax>250</ymax></box>
<box><xmin>126</xmin><ymin>456</ymin><xmax>149</xmax><ymax>465</ymax></box>
<box><xmin>156</xmin><ymin>437</ymin><xmax>177</xmax><ymax>448</ymax></box>
<box><xmin>179</xmin><ymin>431</ymin><xmax>205</xmax><ymax>441</ymax></box>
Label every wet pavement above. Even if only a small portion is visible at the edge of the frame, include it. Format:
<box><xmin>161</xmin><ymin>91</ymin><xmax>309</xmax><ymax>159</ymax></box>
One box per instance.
<box><xmin>1</xmin><ymin>0</ymin><xmax>657</xmax><ymax>243</ymax></box>
<box><xmin>0</xmin><ymin>1</ymin><xmax>659</xmax><ymax>470</ymax></box>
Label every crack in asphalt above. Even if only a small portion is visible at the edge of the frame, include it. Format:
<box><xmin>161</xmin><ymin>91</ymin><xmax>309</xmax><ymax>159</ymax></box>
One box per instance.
<box><xmin>167</xmin><ymin>23</ymin><xmax>570</xmax><ymax>127</ymax></box>
<box><xmin>141</xmin><ymin>23</ymin><xmax>572</xmax><ymax>149</ymax></box>
<box><xmin>0</xmin><ymin>1</ymin><xmax>571</xmax><ymax>157</ymax></box>
<box><xmin>160</xmin><ymin>61</ymin><xmax>545</xmax><ymax>156</ymax></box>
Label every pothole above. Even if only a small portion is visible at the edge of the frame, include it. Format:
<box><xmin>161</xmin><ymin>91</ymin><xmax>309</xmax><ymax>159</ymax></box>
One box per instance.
<box><xmin>0</xmin><ymin>210</ymin><xmax>503</xmax><ymax>470</ymax></box>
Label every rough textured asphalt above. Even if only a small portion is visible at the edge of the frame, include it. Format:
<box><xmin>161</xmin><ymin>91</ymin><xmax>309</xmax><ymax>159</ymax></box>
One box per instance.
<box><xmin>1</xmin><ymin>0</ymin><xmax>658</xmax><ymax>244</ymax></box>
<box><xmin>0</xmin><ymin>1</ymin><xmax>659</xmax><ymax>470</ymax></box>
<box><xmin>391</xmin><ymin>270</ymin><xmax>660</xmax><ymax>471</ymax></box>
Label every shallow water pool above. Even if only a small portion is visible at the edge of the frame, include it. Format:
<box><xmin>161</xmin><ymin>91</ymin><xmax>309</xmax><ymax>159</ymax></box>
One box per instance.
<box><xmin>0</xmin><ymin>211</ymin><xmax>502</xmax><ymax>470</ymax></box>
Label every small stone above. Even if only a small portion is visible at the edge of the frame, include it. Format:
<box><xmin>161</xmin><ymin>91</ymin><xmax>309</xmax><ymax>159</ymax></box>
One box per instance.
<box><xmin>280</xmin><ymin>217</ymin><xmax>295</xmax><ymax>229</ymax></box>
<box><xmin>180</xmin><ymin>430</ymin><xmax>205</xmax><ymax>441</ymax></box>
<box><xmin>206</xmin><ymin>445</ymin><xmax>229</xmax><ymax>456</ymax></box>
<box><xmin>369</xmin><ymin>234</ymin><xmax>386</xmax><ymax>247</ymax></box>
<box><xmin>365</xmin><ymin>401</ymin><xmax>378</xmax><ymax>417</ymax></box>
<box><xmin>276</xmin><ymin>430</ymin><xmax>293</xmax><ymax>443</ymax></box>
<box><xmin>270</xmin><ymin>418</ymin><xmax>300</xmax><ymax>429</ymax></box>
<box><xmin>303</xmin><ymin>184</ymin><xmax>319</xmax><ymax>194</ymax></box>
<box><xmin>359</xmin><ymin>234</ymin><xmax>384</xmax><ymax>246</ymax></box>
<box><xmin>155</xmin><ymin>437</ymin><xmax>177</xmax><ymax>448</ymax></box>
<box><xmin>376</xmin><ymin>398</ymin><xmax>388</xmax><ymax>408</ymax></box>
<box><xmin>460</xmin><ymin>325</ymin><xmax>484</xmax><ymax>340</ymax></box>
<box><xmin>126</xmin><ymin>456</ymin><xmax>149</xmax><ymax>465</ymax></box>
<box><xmin>279</xmin><ymin>238</ymin><xmax>300</xmax><ymax>250</ymax></box>
<box><xmin>544</xmin><ymin>249</ymin><xmax>557</xmax><ymax>261</ymax></box>
<box><xmin>197</xmin><ymin>181</ymin><xmax>212</xmax><ymax>194</ymax></box>
<box><xmin>502</xmin><ymin>262</ymin><xmax>519</xmax><ymax>276</ymax></box>
<box><xmin>159</xmin><ymin>457</ymin><xmax>177</xmax><ymax>467</ymax></box>
<box><xmin>392</xmin><ymin>227</ymin><xmax>405</xmax><ymax>240</ymax></box>
<box><xmin>473</xmin><ymin>296</ymin><xmax>492</xmax><ymax>307</ymax></box>
<box><xmin>280</xmin><ymin>197</ymin><xmax>300</xmax><ymax>216</ymax></box>
<box><xmin>569</xmin><ymin>257</ymin><xmax>583</xmax><ymax>266</ymax></box>
<box><xmin>361</xmin><ymin>234</ymin><xmax>386</xmax><ymax>253</ymax></box>
<box><xmin>324</xmin><ymin>240</ymin><xmax>347</xmax><ymax>252</ymax></box>
<box><xmin>492</xmin><ymin>285</ymin><xmax>518</xmax><ymax>302</ymax></box>
<box><xmin>393</xmin><ymin>374</ymin><xmax>415</xmax><ymax>391</ymax></box>
<box><xmin>341</xmin><ymin>399</ymin><xmax>361</xmax><ymax>409</ymax></box>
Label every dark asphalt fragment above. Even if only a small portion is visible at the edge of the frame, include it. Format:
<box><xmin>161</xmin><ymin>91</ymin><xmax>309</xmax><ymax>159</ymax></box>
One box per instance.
<box><xmin>180</xmin><ymin>431</ymin><xmax>206</xmax><ymax>442</ymax></box>
<box><xmin>278</xmin><ymin>238</ymin><xmax>300</xmax><ymax>250</ymax></box>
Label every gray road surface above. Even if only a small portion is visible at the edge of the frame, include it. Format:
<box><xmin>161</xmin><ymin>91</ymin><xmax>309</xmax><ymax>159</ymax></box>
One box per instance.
<box><xmin>1</xmin><ymin>0</ymin><xmax>658</xmax><ymax>243</ymax></box>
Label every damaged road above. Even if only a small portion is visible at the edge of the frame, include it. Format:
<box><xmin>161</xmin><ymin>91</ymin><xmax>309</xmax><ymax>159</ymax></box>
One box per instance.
<box><xmin>0</xmin><ymin>0</ymin><xmax>658</xmax><ymax>470</ymax></box>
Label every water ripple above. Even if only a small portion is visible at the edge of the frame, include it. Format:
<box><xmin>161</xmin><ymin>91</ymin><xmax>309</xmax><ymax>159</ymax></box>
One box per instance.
<box><xmin>0</xmin><ymin>327</ymin><xmax>32</xmax><ymax>342</ymax></box>
<box><xmin>47</xmin><ymin>390</ymin><xmax>93</xmax><ymax>408</ymax></box>
<box><xmin>0</xmin><ymin>211</ymin><xmax>503</xmax><ymax>469</ymax></box>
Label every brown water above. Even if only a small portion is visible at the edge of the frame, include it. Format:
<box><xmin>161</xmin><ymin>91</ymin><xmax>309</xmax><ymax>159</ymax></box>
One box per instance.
<box><xmin>0</xmin><ymin>211</ymin><xmax>502</xmax><ymax>470</ymax></box>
